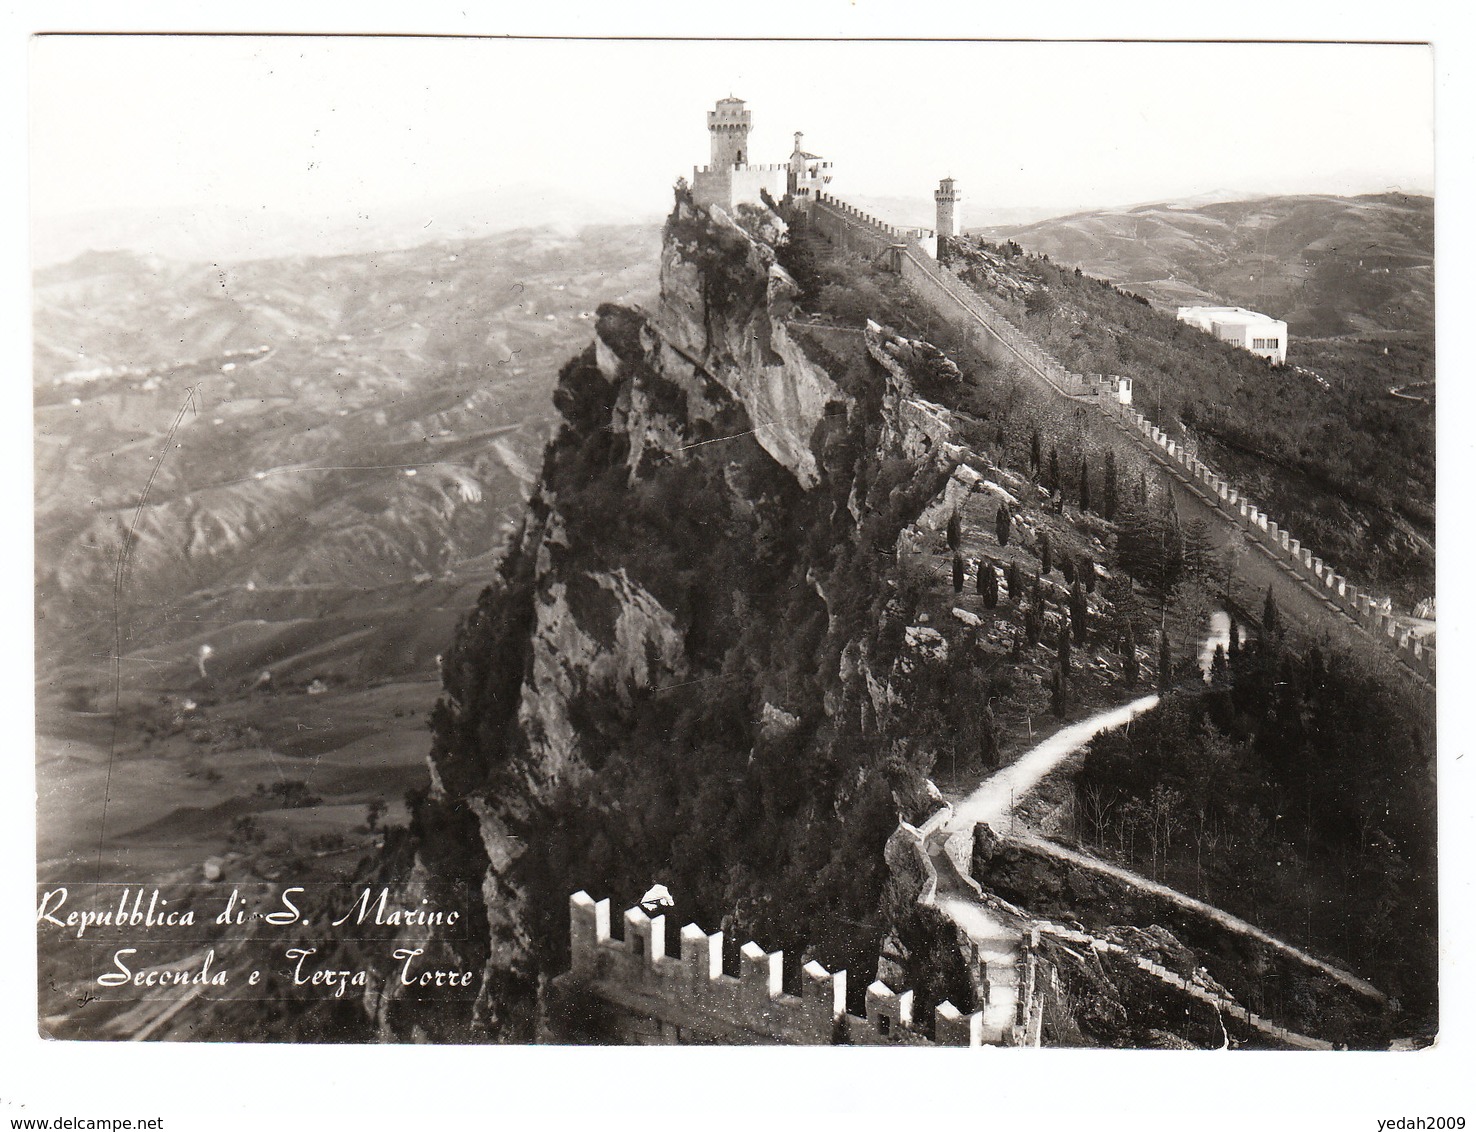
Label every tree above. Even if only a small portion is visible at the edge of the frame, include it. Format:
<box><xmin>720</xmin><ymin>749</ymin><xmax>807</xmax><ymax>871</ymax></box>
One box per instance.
<box><xmin>1070</xmin><ymin>580</ymin><xmax>1088</xmax><ymax>645</ymax></box>
<box><xmin>1262</xmin><ymin>586</ymin><xmax>1281</xmax><ymax>637</ymax></box>
<box><xmin>1026</xmin><ymin>287</ymin><xmax>1058</xmax><ymax>325</ymax></box>
<box><xmin>1010</xmin><ymin>627</ymin><xmax>1024</xmax><ymax>661</ymax></box>
<box><xmin>1079</xmin><ymin>454</ymin><xmax>1092</xmax><ymax>513</ymax></box>
<box><xmin>952</xmin><ymin>554</ymin><xmax>965</xmax><ymax>594</ymax></box>
<box><xmin>1049</xmin><ymin>446</ymin><xmax>1060</xmax><ymax>492</ymax></box>
<box><xmin>1025</xmin><ymin>607</ymin><xmax>1042</xmax><ymax>646</ymax></box>
<box><xmin>1124</xmin><ymin>630</ymin><xmax>1139</xmax><ymax>687</ymax></box>
<box><xmin>1209</xmin><ymin>644</ymin><xmax>1230</xmax><ymax>688</ymax></box>
<box><xmin>977</xmin><ymin>704</ymin><xmax>1001</xmax><ymax>769</ymax></box>
<box><xmin>1032</xmin><ymin>571</ymin><xmax>1043</xmax><ymax>606</ymax></box>
<box><xmin>1057</xmin><ymin>621</ymin><xmax>1073</xmax><ymax>674</ymax></box>
<box><xmin>947</xmin><ymin>509</ymin><xmax>962</xmax><ymax>553</ymax></box>
<box><xmin>1081</xmin><ymin>556</ymin><xmax>1097</xmax><ymax>594</ymax></box>
<box><xmin>1030</xmin><ymin>428</ymin><xmax>1042</xmax><ymax>474</ymax></box>
<box><xmin>1182</xmin><ymin>517</ymin><xmax>1216</xmax><ymax>583</ymax></box>
<box><xmin>365</xmin><ymin>797</ymin><xmax>387</xmax><ymax>833</ymax></box>
<box><xmin>981</xmin><ymin>562</ymin><xmax>999</xmax><ymax>608</ymax></box>
<box><xmin>1158</xmin><ymin>629</ymin><xmax>1172</xmax><ymax>693</ymax></box>
<box><xmin>1104</xmin><ymin>448</ymin><xmax>1119</xmax><ymax>521</ymax></box>
<box><xmin>1115</xmin><ymin>501</ymin><xmax>1184</xmax><ymax>613</ymax></box>
<box><xmin>1227</xmin><ymin>611</ymin><xmax>1241</xmax><ymax>667</ymax></box>
<box><xmin>1006</xmin><ymin>560</ymin><xmax>1022</xmax><ymax>601</ymax></box>
<box><xmin>1039</xmin><ymin>532</ymin><xmax>1053</xmax><ymax>575</ymax></box>
<box><xmin>1050</xmin><ymin>665</ymin><xmax>1066</xmax><ymax>717</ymax></box>
<box><xmin>1061</xmin><ymin>558</ymin><xmax>1077</xmax><ymax>585</ymax></box>
<box><xmin>774</xmin><ymin>208</ymin><xmax>824</xmax><ymax>305</ymax></box>
<box><xmin>995</xmin><ymin>502</ymin><xmax>1011</xmax><ymax>547</ymax></box>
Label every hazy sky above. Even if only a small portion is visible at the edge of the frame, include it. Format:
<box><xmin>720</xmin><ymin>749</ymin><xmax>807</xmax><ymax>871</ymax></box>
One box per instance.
<box><xmin>31</xmin><ymin>36</ymin><xmax>1434</xmax><ymax>226</ymax></box>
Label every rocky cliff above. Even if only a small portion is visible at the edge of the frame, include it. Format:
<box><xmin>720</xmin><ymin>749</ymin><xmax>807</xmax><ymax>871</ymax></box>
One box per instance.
<box><xmin>397</xmin><ymin>189</ymin><xmax>972</xmax><ymax>1039</ymax></box>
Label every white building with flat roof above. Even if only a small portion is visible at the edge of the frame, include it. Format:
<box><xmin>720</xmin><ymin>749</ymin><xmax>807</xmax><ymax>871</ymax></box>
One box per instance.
<box><xmin>1176</xmin><ymin>306</ymin><xmax>1288</xmax><ymax>365</ymax></box>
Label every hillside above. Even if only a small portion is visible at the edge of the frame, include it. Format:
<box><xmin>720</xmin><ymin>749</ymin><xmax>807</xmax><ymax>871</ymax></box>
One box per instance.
<box><xmin>31</xmin><ymin>187</ymin><xmax>665</xmax><ymax>268</ymax></box>
<box><xmin>33</xmin><ymin>223</ymin><xmax>659</xmax><ymax>897</ymax></box>
<box><xmin>977</xmin><ymin>193</ymin><xmax>1433</xmax><ymax>340</ymax></box>
<box><xmin>945</xmin><ymin>231</ymin><xmax>1435</xmax><ymax>609</ymax></box>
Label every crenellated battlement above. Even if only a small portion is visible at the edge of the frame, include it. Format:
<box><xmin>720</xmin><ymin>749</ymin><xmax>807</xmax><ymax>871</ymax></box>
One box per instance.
<box><xmin>557</xmin><ymin>891</ymin><xmax>990</xmax><ymax>1046</ymax></box>
<box><xmin>693</xmin><ymin>163</ymin><xmax>792</xmax><ymax>174</ymax></box>
<box><xmin>1097</xmin><ymin>397</ymin><xmax>1434</xmax><ymax>684</ymax></box>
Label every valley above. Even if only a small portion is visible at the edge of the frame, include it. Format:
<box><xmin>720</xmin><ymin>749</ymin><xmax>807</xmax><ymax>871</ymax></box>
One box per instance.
<box><xmin>33</xmin><ymin>222</ymin><xmax>660</xmax><ymax>902</ymax></box>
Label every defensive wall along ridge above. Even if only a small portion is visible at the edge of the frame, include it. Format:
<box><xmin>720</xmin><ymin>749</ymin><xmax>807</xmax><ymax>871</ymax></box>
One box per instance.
<box><xmin>551</xmin><ymin>821</ymin><xmax>1364</xmax><ymax>1047</ymax></box>
<box><xmin>550</xmin><ymin>891</ymin><xmax>990</xmax><ymax>1046</ymax></box>
<box><xmin>804</xmin><ymin>190</ymin><xmax>1433</xmax><ymax>687</ymax></box>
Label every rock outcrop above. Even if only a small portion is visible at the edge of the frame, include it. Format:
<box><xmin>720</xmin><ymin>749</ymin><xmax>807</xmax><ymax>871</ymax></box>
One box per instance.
<box><xmin>387</xmin><ymin>190</ymin><xmax>971</xmax><ymax>1040</ymax></box>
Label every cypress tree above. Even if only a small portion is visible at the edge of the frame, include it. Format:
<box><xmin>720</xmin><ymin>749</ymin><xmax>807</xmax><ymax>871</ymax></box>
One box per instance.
<box><xmin>947</xmin><ymin>509</ymin><xmax>962</xmax><ymax>553</ymax></box>
<box><xmin>1050</xmin><ymin>666</ymin><xmax>1066</xmax><ymax>717</ymax></box>
<box><xmin>1031</xmin><ymin>428</ymin><xmax>1042</xmax><ymax>473</ymax></box>
<box><xmin>1138</xmin><ymin>467</ymin><xmax>1148</xmax><ymax>505</ymax></box>
<box><xmin>982</xmin><ymin>563</ymin><xmax>999</xmax><ymax>608</ymax></box>
<box><xmin>1010</xmin><ymin>627</ymin><xmax>1024</xmax><ymax>661</ymax></box>
<box><xmin>1081</xmin><ymin>556</ymin><xmax>1096</xmax><ymax>594</ymax></box>
<box><xmin>1158</xmin><ymin>629</ymin><xmax>1172</xmax><ymax>693</ymax></box>
<box><xmin>1006</xmin><ymin>560</ymin><xmax>1021</xmax><ymax>601</ymax></box>
<box><xmin>1070</xmin><ymin>580</ymin><xmax>1088</xmax><ymax>645</ymax></box>
<box><xmin>1262</xmin><ymin>586</ymin><xmax>1281</xmax><ymax>637</ymax></box>
<box><xmin>1104</xmin><ymin>448</ymin><xmax>1118</xmax><ymax>521</ymax></box>
<box><xmin>1079</xmin><ymin>454</ymin><xmax>1092</xmax><ymax>513</ymax></box>
<box><xmin>1227</xmin><ymin>610</ymin><xmax>1240</xmax><ymax>666</ymax></box>
<box><xmin>1039</xmin><ymin>532</ymin><xmax>1053</xmax><ymax>575</ymax></box>
<box><xmin>1025</xmin><ymin>607</ymin><xmax>1041</xmax><ymax>645</ymax></box>
<box><xmin>995</xmin><ymin>502</ymin><xmax>1011</xmax><ymax>547</ymax></box>
<box><xmin>1032</xmin><ymin>570</ymin><xmax>1043</xmax><ymax>606</ymax></box>
<box><xmin>978</xmin><ymin>705</ymin><xmax>1000</xmax><ymax>769</ymax></box>
<box><xmin>995</xmin><ymin>422</ymin><xmax>1006</xmax><ymax>449</ymax></box>
<box><xmin>952</xmin><ymin>554</ymin><xmax>965</xmax><ymax>593</ymax></box>
<box><xmin>1061</xmin><ymin>557</ymin><xmax>1077</xmax><ymax>585</ymax></box>
<box><xmin>1058</xmin><ymin>621</ymin><xmax>1072</xmax><ymax>674</ymax></box>
<box><xmin>1049</xmin><ymin>446</ymin><xmax>1060</xmax><ymax>492</ymax></box>
<box><xmin>1210</xmin><ymin>643</ymin><xmax>1230</xmax><ymax>688</ymax></box>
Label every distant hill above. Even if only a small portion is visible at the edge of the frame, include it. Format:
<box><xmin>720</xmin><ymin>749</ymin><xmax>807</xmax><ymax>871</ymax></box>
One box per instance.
<box><xmin>31</xmin><ymin>184</ymin><xmax>665</xmax><ymax>267</ymax></box>
<box><xmin>974</xmin><ymin>193</ymin><xmax>1433</xmax><ymax>338</ymax></box>
<box><xmin>34</xmin><ymin>222</ymin><xmax>661</xmax><ymax>684</ymax></box>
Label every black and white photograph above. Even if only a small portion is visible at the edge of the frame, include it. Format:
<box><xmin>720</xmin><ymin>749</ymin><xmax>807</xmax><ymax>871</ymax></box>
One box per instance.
<box><xmin>9</xmin><ymin>7</ymin><xmax>1472</xmax><ymax>1127</ymax></box>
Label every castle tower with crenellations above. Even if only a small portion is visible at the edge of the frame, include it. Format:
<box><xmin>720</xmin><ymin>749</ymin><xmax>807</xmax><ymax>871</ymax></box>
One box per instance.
<box><xmin>708</xmin><ymin>96</ymin><xmax>752</xmax><ymax>168</ymax></box>
<box><xmin>690</xmin><ymin>97</ymin><xmax>800</xmax><ymax>213</ymax></box>
<box><xmin>934</xmin><ymin>176</ymin><xmax>960</xmax><ymax>238</ymax></box>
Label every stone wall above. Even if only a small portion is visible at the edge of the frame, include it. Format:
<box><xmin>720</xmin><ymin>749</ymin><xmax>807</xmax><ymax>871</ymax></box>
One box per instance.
<box><xmin>548</xmin><ymin>892</ymin><xmax>987</xmax><ymax>1046</ymax></box>
<box><xmin>896</xmin><ymin>245</ymin><xmax>1106</xmax><ymax>400</ymax></box>
<box><xmin>810</xmin><ymin>192</ymin><xmax>930</xmax><ymax>262</ymax></box>
<box><xmin>1096</xmin><ymin>396</ymin><xmax>1434</xmax><ymax>685</ymax></box>
<box><xmin>692</xmin><ymin>164</ymin><xmax>788</xmax><ymax>212</ymax></box>
<box><xmin>806</xmin><ymin>192</ymin><xmax>1433</xmax><ymax>687</ymax></box>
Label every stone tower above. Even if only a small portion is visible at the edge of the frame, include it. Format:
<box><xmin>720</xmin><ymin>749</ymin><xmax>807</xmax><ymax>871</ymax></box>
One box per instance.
<box><xmin>934</xmin><ymin>177</ymin><xmax>960</xmax><ymax>238</ymax></box>
<box><xmin>708</xmin><ymin>97</ymin><xmax>752</xmax><ymax>169</ymax></box>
